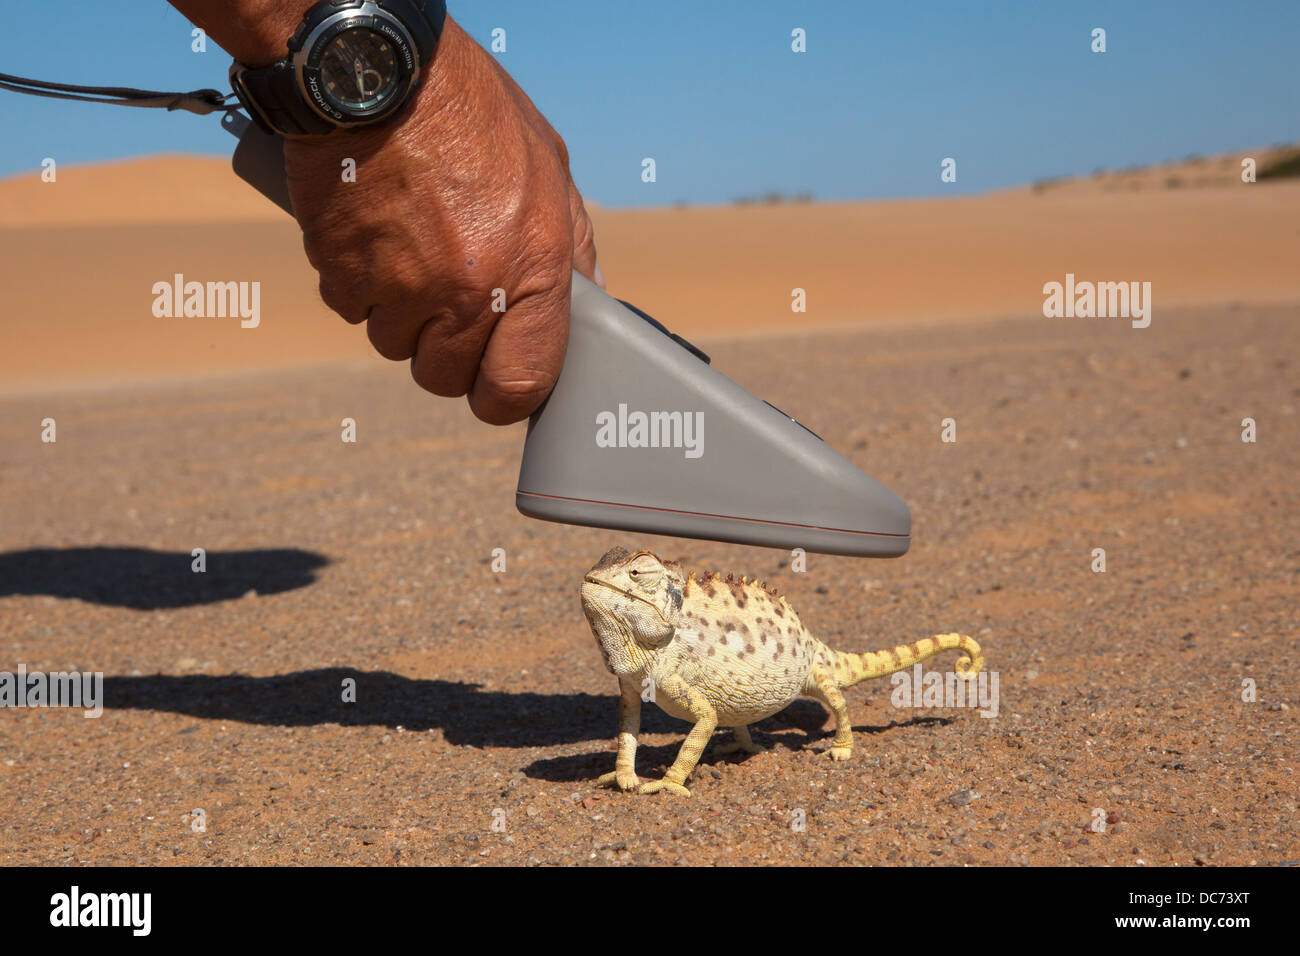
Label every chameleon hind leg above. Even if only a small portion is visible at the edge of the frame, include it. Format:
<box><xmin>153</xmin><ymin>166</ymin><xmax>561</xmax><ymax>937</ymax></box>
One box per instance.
<box><xmin>809</xmin><ymin>666</ymin><xmax>854</xmax><ymax>761</ymax></box>
<box><xmin>713</xmin><ymin>723</ymin><xmax>766</xmax><ymax>756</ymax></box>
<box><xmin>639</xmin><ymin>676</ymin><xmax>716</xmax><ymax>796</ymax></box>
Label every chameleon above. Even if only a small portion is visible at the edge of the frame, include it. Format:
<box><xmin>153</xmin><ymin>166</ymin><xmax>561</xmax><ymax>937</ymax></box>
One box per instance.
<box><xmin>580</xmin><ymin>546</ymin><xmax>984</xmax><ymax>796</ymax></box>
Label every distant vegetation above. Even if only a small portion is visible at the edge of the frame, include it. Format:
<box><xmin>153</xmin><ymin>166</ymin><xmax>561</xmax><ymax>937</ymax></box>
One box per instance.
<box><xmin>1259</xmin><ymin>147</ymin><xmax>1300</xmax><ymax>180</ymax></box>
<box><xmin>1031</xmin><ymin>142</ymin><xmax>1300</xmax><ymax>194</ymax></box>
<box><xmin>731</xmin><ymin>191</ymin><xmax>815</xmax><ymax>205</ymax></box>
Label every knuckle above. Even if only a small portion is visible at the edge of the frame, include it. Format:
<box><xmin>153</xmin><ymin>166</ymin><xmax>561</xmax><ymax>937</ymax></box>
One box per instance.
<box><xmin>375</xmin><ymin>254</ymin><xmax>438</xmax><ymax>310</ymax></box>
<box><xmin>553</xmin><ymin>135</ymin><xmax>571</xmax><ymax>170</ymax></box>
<box><xmin>317</xmin><ymin>275</ymin><xmax>367</xmax><ymax>324</ymax></box>
<box><xmin>572</xmin><ymin>206</ymin><xmax>597</xmax><ymax>258</ymax></box>
<box><xmin>514</xmin><ymin>242</ymin><xmax>571</xmax><ymax>298</ymax></box>
<box><xmin>365</xmin><ymin>321</ymin><xmax>415</xmax><ymax>361</ymax></box>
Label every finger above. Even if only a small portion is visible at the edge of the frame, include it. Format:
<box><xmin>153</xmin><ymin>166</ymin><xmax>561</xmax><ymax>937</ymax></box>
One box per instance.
<box><xmin>466</xmin><ymin>279</ymin><xmax>570</xmax><ymax>425</ymax></box>
<box><xmin>568</xmin><ymin>182</ymin><xmax>601</xmax><ymax>286</ymax></box>
<box><xmin>361</xmin><ymin>260</ymin><xmax>461</xmax><ymax>361</ymax></box>
<box><xmin>366</xmin><ymin>301</ymin><xmax>430</xmax><ymax>361</ymax></box>
<box><xmin>317</xmin><ymin>272</ymin><xmax>372</xmax><ymax>325</ymax></box>
<box><xmin>408</xmin><ymin>303</ymin><xmax>496</xmax><ymax>398</ymax></box>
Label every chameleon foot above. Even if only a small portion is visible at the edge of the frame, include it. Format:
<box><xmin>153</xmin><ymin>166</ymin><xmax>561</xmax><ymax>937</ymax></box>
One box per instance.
<box><xmin>596</xmin><ymin>770</ymin><xmax>641</xmax><ymax>791</ymax></box>
<box><xmin>714</xmin><ymin>725</ymin><xmax>765</xmax><ymax>756</ymax></box>
<box><xmin>713</xmin><ymin>740</ymin><xmax>766</xmax><ymax>757</ymax></box>
<box><xmin>637</xmin><ymin>779</ymin><xmax>691</xmax><ymax>796</ymax></box>
<box><xmin>827</xmin><ymin>745</ymin><xmax>852</xmax><ymax>761</ymax></box>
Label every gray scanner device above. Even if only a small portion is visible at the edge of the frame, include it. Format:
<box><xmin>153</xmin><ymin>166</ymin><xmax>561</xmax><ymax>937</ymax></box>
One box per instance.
<box><xmin>225</xmin><ymin>112</ymin><xmax>911</xmax><ymax>557</ymax></box>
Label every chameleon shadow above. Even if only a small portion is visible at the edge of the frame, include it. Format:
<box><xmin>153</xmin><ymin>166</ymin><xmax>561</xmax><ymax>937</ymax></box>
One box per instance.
<box><xmin>101</xmin><ymin>668</ymin><xmax>675</xmax><ymax>748</ymax></box>
<box><xmin>0</xmin><ymin>546</ymin><xmax>329</xmax><ymax>609</ymax></box>
<box><xmin>101</xmin><ymin>671</ymin><xmax>954</xmax><ymax>759</ymax></box>
<box><xmin>523</xmin><ymin>707</ymin><xmax>955</xmax><ymax>782</ymax></box>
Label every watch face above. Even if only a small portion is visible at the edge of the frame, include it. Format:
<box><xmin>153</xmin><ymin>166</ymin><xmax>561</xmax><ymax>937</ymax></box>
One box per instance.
<box><xmin>318</xmin><ymin>27</ymin><xmax>402</xmax><ymax>114</ymax></box>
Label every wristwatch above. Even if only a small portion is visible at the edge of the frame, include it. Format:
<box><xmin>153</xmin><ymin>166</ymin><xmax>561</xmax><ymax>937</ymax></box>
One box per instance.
<box><xmin>229</xmin><ymin>0</ymin><xmax>447</xmax><ymax>136</ymax></box>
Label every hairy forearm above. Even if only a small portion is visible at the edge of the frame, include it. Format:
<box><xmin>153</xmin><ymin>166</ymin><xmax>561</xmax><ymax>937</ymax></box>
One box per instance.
<box><xmin>168</xmin><ymin>0</ymin><xmax>315</xmax><ymax>65</ymax></box>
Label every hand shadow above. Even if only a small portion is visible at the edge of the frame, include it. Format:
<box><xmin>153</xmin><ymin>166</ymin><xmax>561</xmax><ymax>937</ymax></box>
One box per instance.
<box><xmin>0</xmin><ymin>546</ymin><xmax>328</xmax><ymax>609</ymax></box>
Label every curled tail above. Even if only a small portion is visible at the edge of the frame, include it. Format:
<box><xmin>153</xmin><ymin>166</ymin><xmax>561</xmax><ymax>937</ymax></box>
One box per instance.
<box><xmin>830</xmin><ymin>633</ymin><xmax>983</xmax><ymax>689</ymax></box>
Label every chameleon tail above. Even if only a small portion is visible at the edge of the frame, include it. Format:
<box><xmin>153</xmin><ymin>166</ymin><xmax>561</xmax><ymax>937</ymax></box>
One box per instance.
<box><xmin>831</xmin><ymin>633</ymin><xmax>983</xmax><ymax>689</ymax></box>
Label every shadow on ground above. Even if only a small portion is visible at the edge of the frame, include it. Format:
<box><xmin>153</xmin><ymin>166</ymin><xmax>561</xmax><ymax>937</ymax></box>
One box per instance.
<box><xmin>522</xmin><ymin>709</ymin><xmax>954</xmax><ymax>782</ymax></box>
<box><xmin>104</xmin><ymin>669</ymin><xmax>629</xmax><ymax>747</ymax></box>
<box><xmin>0</xmin><ymin>546</ymin><xmax>329</xmax><ymax>609</ymax></box>
<box><xmin>103</xmin><ymin>669</ymin><xmax>952</xmax><ymax>771</ymax></box>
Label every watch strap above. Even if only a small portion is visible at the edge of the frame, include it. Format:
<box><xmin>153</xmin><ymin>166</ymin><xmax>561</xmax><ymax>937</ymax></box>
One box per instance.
<box><xmin>231</xmin><ymin>60</ymin><xmax>335</xmax><ymax>136</ymax></box>
<box><xmin>389</xmin><ymin>0</ymin><xmax>447</xmax><ymax>58</ymax></box>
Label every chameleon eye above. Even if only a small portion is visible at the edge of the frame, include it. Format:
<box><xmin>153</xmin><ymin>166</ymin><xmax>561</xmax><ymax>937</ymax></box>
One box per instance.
<box><xmin>629</xmin><ymin>569</ymin><xmax>639</xmax><ymax>577</ymax></box>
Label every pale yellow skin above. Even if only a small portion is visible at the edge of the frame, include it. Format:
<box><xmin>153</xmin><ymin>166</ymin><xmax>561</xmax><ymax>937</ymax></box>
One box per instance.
<box><xmin>581</xmin><ymin>547</ymin><xmax>984</xmax><ymax>796</ymax></box>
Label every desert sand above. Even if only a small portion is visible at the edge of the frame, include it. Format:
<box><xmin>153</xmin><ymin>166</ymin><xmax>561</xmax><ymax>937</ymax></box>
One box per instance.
<box><xmin>2</xmin><ymin>151</ymin><xmax>1298</xmax><ymax>390</ymax></box>
<box><xmin>0</xmin><ymin>150</ymin><xmax>1296</xmax><ymax>865</ymax></box>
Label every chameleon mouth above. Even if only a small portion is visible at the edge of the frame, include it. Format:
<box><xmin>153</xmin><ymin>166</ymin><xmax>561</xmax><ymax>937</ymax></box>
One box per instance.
<box><xmin>581</xmin><ymin>578</ymin><xmax>671</xmax><ymax>628</ymax></box>
<box><xmin>582</xmin><ymin>574</ymin><xmax>616</xmax><ymax>591</ymax></box>
<box><xmin>582</xmin><ymin>576</ymin><xmax>640</xmax><ymax>604</ymax></box>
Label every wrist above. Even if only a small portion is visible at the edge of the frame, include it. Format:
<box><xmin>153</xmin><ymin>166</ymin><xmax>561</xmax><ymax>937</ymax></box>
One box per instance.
<box><xmin>182</xmin><ymin>0</ymin><xmax>315</xmax><ymax>67</ymax></box>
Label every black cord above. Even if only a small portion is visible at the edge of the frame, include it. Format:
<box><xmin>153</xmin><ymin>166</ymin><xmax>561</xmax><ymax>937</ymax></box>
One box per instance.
<box><xmin>0</xmin><ymin>71</ymin><xmax>237</xmax><ymax>116</ymax></box>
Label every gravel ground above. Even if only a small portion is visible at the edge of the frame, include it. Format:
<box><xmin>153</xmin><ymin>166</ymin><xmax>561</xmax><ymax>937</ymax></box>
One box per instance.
<box><xmin>0</xmin><ymin>304</ymin><xmax>1296</xmax><ymax>866</ymax></box>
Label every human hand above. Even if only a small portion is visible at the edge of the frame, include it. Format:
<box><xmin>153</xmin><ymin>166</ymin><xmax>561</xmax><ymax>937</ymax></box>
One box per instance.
<box><xmin>283</xmin><ymin>17</ymin><xmax>601</xmax><ymax>425</ymax></box>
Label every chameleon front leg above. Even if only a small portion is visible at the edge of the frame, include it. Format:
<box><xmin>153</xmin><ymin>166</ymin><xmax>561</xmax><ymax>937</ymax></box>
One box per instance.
<box><xmin>596</xmin><ymin>676</ymin><xmax>643</xmax><ymax>791</ymax></box>
<box><xmin>639</xmin><ymin>675</ymin><xmax>716</xmax><ymax>796</ymax></box>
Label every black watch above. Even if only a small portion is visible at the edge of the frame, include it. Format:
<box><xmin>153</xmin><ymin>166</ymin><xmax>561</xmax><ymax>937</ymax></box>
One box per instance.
<box><xmin>229</xmin><ymin>0</ymin><xmax>447</xmax><ymax>136</ymax></box>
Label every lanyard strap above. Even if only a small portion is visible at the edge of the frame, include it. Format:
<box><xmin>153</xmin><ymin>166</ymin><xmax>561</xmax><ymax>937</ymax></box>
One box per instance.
<box><xmin>0</xmin><ymin>71</ymin><xmax>236</xmax><ymax>116</ymax></box>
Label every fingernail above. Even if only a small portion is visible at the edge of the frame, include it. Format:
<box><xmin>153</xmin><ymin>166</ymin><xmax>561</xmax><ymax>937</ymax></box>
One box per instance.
<box><xmin>593</xmin><ymin>262</ymin><xmax>606</xmax><ymax>290</ymax></box>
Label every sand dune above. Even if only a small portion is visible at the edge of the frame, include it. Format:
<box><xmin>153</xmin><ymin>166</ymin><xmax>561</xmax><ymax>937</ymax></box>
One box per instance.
<box><xmin>2</xmin><ymin>152</ymin><xmax>1298</xmax><ymax>391</ymax></box>
<box><xmin>1012</xmin><ymin>142</ymin><xmax>1300</xmax><ymax>195</ymax></box>
<box><xmin>0</xmin><ymin>155</ymin><xmax>286</xmax><ymax>226</ymax></box>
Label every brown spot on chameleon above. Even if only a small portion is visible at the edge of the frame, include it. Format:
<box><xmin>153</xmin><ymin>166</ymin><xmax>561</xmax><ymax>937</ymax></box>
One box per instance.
<box><xmin>720</xmin><ymin>617</ymin><xmax>751</xmax><ymax>637</ymax></box>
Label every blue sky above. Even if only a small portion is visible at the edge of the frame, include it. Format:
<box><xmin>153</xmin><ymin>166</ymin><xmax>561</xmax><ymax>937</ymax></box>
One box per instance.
<box><xmin>2</xmin><ymin>0</ymin><xmax>1296</xmax><ymax>206</ymax></box>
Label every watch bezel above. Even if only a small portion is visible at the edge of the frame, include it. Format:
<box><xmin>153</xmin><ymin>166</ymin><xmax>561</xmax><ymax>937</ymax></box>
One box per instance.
<box><xmin>292</xmin><ymin>1</ymin><xmax>420</xmax><ymax>127</ymax></box>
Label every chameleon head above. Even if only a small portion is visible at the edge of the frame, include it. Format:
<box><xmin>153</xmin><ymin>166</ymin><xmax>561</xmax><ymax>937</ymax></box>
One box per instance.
<box><xmin>581</xmin><ymin>547</ymin><xmax>685</xmax><ymax>675</ymax></box>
